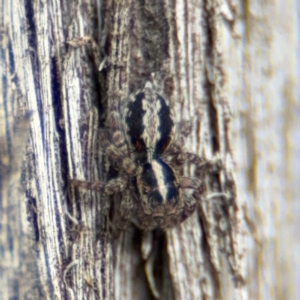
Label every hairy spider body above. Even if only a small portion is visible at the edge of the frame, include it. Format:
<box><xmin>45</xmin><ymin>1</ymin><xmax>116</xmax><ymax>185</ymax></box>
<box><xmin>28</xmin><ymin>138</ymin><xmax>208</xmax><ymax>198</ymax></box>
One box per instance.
<box><xmin>72</xmin><ymin>82</ymin><xmax>218</xmax><ymax>230</ymax></box>
<box><xmin>125</xmin><ymin>83</ymin><xmax>174</xmax><ymax>160</ymax></box>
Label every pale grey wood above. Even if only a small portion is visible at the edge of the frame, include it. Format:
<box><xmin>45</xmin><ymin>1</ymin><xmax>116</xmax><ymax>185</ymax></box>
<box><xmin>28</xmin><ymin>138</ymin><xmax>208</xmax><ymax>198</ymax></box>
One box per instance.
<box><xmin>222</xmin><ymin>1</ymin><xmax>300</xmax><ymax>300</ymax></box>
<box><xmin>1</xmin><ymin>0</ymin><xmax>111</xmax><ymax>299</ymax></box>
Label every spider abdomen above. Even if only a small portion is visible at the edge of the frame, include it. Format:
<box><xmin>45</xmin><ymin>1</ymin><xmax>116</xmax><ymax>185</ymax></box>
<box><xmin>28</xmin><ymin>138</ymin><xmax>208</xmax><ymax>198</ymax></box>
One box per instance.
<box><xmin>136</xmin><ymin>157</ymin><xmax>181</xmax><ymax>215</ymax></box>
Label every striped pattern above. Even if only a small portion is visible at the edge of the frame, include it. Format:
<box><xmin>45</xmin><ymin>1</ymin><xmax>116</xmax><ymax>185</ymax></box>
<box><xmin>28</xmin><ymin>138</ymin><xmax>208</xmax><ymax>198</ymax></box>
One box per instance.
<box><xmin>125</xmin><ymin>83</ymin><xmax>179</xmax><ymax>208</ymax></box>
<box><xmin>125</xmin><ymin>84</ymin><xmax>174</xmax><ymax>162</ymax></box>
<box><xmin>138</xmin><ymin>158</ymin><xmax>179</xmax><ymax>207</ymax></box>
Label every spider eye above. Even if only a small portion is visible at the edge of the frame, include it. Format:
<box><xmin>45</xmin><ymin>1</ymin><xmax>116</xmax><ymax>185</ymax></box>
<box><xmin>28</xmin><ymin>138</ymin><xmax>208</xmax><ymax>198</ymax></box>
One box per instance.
<box><xmin>135</xmin><ymin>140</ymin><xmax>145</xmax><ymax>152</ymax></box>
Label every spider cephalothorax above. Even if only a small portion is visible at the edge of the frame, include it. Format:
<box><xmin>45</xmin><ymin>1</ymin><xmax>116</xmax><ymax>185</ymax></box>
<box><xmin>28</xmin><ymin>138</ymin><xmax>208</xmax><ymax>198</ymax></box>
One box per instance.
<box><xmin>125</xmin><ymin>82</ymin><xmax>174</xmax><ymax>159</ymax></box>
<box><xmin>71</xmin><ymin>82</ymin><xmax>219</xmax><ymax>230</ymax></box>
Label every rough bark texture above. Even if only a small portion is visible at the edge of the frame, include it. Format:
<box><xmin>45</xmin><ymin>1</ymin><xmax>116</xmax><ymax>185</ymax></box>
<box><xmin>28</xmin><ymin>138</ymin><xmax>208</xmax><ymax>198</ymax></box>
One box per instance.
<box><xmin>0</xmin><ymin>0</ymin><xmax>299</xmax><ymax>300</ymax></box>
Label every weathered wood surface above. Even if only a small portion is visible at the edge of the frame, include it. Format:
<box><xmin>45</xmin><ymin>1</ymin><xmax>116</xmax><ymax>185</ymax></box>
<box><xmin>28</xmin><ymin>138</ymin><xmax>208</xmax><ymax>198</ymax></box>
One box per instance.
<box><xmin>0</xmin><ymin>0</ymin><xmax>299</xmax><ymax>299</ymax></box>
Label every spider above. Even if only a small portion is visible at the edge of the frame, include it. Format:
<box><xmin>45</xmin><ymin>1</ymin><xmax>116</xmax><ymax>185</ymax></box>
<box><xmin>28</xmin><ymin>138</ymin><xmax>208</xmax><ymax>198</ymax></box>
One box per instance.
<box><xmin>71</xmin><ymin>82</ymin><xmax>222</xmax><ymax>230</ymax></box>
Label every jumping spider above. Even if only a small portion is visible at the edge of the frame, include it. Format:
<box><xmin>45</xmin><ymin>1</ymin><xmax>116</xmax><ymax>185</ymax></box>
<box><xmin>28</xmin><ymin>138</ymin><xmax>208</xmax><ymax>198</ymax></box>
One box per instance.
<box><xmin>71</xmin><ymin>82</ymin><xmax>222</xmax><ymax>230</ymax></box>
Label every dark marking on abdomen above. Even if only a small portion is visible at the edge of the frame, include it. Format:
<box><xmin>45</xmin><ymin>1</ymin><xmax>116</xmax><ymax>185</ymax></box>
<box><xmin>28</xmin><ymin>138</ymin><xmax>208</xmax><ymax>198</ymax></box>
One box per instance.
<box><xmin>126</xmin><ymin>92</ymin><xmax>147</xmax><ymax>152</ymax></box>
<box><xmin>155</xmin><ymin>94</ymin><xmax>173</xmax><ymax>154</ymax></box>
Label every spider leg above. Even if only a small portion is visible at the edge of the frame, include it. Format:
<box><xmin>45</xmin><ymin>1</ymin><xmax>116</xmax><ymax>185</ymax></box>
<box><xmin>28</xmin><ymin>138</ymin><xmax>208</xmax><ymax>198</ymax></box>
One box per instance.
<box><xmin>165</xmin><ymin>120</ymin><xmax>193</xmax><ymax>156</ymax></box>
<box><xmin>71</xmin><ymin>176</ymin><xmax>128</xmax><ymax>195</ymax></box>
<box><xmin>179</xmin><ymin>176</ymin><xmax>202</xmax><ymax>189</ymax></box>
<box><xmin>169</xmin><ymin>151</ymin><xmax>223</xmax><ymax>179</ymax></box>
<box><xmin>100</xmin><ymin>130</ymin><xmax>138</xmax><ymax>176</ymax></box>
<box><xmin>114</xmin><ymin>189</ymin><xmax>134</xmax><ymax>229</ymax></box>
<box><xmin>163</xmin><ymin>120</ymin><xmax>222</xmax><ymax>176</ymax></box>
<box><xmin>181</xmin><ymin>193</ymin><xmax>197</xmax><ymax>222</ymax></box>
<box><xmin>107</xmin><ymin>147</ymin><xmax>137</xmax><ymax>175</ymax></box>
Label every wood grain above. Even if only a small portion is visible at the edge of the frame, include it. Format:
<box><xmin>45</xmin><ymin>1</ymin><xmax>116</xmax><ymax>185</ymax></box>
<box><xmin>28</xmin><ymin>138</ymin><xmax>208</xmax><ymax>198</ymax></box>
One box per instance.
<box><xmin>1</xmin><ymin>0</ymin><xmax>299</xmax><ymax>299</ymax></box>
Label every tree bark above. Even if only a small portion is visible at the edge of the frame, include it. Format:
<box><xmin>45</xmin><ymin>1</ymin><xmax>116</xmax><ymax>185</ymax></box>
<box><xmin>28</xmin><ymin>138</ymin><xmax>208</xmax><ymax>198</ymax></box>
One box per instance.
<box><xmin>1</xmin><ymin>0</ymin><xmax>299</xmax><ymax>300</ymax></box>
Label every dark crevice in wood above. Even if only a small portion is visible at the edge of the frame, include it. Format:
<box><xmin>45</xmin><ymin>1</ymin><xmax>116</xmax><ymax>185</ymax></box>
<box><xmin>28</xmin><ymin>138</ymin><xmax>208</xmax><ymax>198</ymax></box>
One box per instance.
<box><xmin>202</xmin><ymin>0</ymin><xmax>221</xmax><ymax>154</ymax></box>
